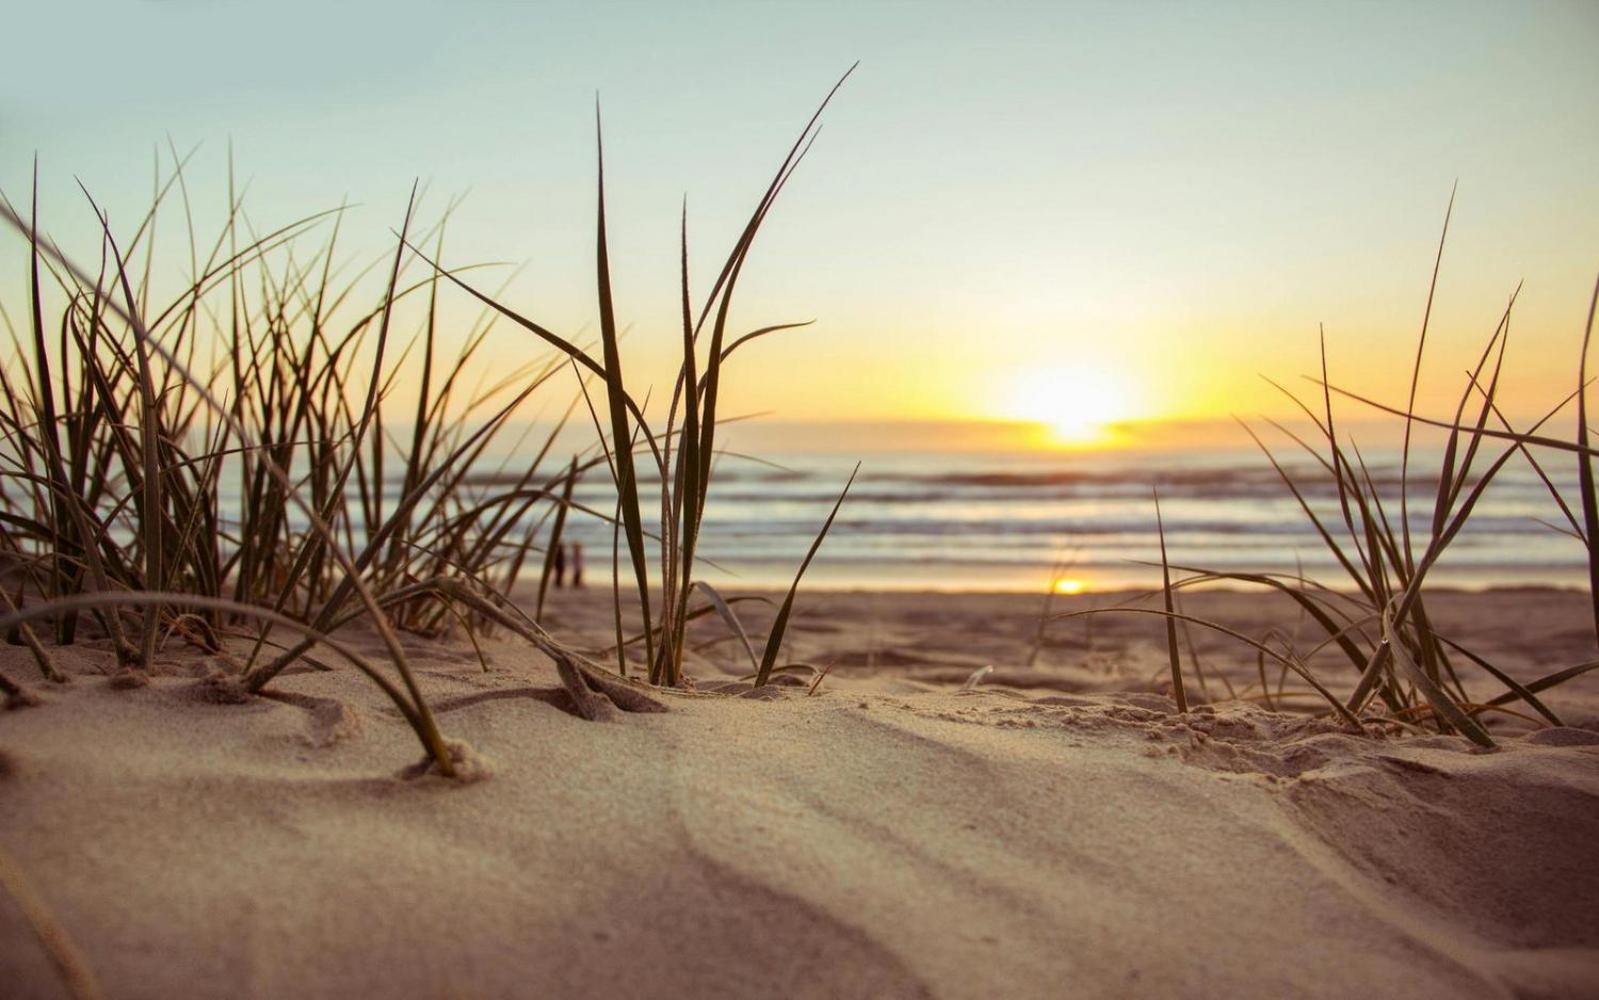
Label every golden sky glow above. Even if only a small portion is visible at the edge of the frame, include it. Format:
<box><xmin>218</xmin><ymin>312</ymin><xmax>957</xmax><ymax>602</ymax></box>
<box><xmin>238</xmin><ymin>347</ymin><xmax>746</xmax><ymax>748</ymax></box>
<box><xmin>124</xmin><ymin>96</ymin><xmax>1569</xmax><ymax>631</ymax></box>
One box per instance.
<box><xmin>3</xmin><ymin>2</ymin><xmax>1596</xmax><ymax>451</ymax></box>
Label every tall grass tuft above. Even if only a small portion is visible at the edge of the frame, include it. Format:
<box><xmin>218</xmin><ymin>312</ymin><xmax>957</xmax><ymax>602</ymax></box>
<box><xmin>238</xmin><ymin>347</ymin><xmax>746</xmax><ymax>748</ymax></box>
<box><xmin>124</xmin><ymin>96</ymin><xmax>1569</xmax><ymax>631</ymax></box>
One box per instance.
<box><xmin>1153</xmin><ymin>488</ymin><xmax>1188</xmax><ymax>713</ymax></box>
<box><xmin>407</xmin><ymin>66</ymin><xmax>860</xmax><ymax>688</ymax></box>
<box><xmin>1062</xmin><ymin>204</ymin><xmax>1599</xmax><ymax>740</ymax></box>
<box><xmin>0</xmin><ymin>168</ymin><xmax>598</xmax><ymax>774</ymax></box>
<box><xmin>0</xmin><ymin>75</ymin><xmax>859</xmax><ymax>773</ymax></box>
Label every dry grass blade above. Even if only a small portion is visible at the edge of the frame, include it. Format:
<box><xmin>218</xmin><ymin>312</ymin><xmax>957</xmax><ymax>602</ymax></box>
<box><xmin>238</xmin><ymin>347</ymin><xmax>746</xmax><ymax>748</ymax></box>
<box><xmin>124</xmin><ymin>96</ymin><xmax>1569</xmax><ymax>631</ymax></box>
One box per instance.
<box><xmin>755</xmin><ymin>463</ymin><xmax>857</xmax><ymax>687</ymax></box>
<box><xmin>1434</xmin><ymin>635</ymin><xmax>1562</xmax><ymax>726</ymax></box>
<box><xmin>245</xmin><ymin>356</ymin><xmax>557</xmax><ymax>688</ymax></box>
<box><xmin>1237</xmin><ymin>416</ymin><xmax>1377</xmax><ymax>603</ymax></box>
<box><xmin>22</xmin><ymin>163</ymin><xmax>73</xmax><ymax>646</ymax></box>
<box><xmin>0</xmin><ymin>196</ymin><xmax>461</xmax><ymax>778</ymax></box>
<box><xmin>0</xmin><ymin>842</ymin><xmax>105</xmax><ymax>1000</ymax></box>
<box><xmin>0</xmin><ymin>585</ymin><xmax>62</xmax><ymax>682</ymax></box>
<box><xmin>0</xmin><ymin>590</ymin><xmax>433</xmax><ymax>727</ymax></box>
<box><xmin>1205</xmin><ymin>236</ymin><xmax>1599</xmax><ymax>737</ymax></box>
<box><xmin>385</xmin><ymin>72</ymin><xmax>857</xmax><ymax>692</ymax></box>
<box><xmin>664</xmin><ymin>202</ymin><xmax>701</xmax><ymax>686</ymax></box>
<box><xmin>592</xmin><ymin>105</ymin><xmax>656</xmax><ymax>674</ymax></box>
<box><xmin>535</xmin><ymin>458</ymin><xmax>578</xmax><ymax>620</ymax></box>
<box><xmin>1315</xmin><ymin>381</ymin><xmax>1599</xmax><ymax>459</ymax></box>
<box><xmin>1484</xmin><ymin>659</ymin><xmax>1599</xmax><ymax>708</ymax></box>
<box><xmin>1055</xmin><ymin>606</ymin><xmax>1363</xmax><ymax>729</ymax></box>
<box><xmin>1399</xmin><ymin>184</ymin><xmax>1456</xmax><ymax>572</ymax></box>
<box><xmin>75</xmin><ymin>188</ymin><xmax>170</xmax><ymax>674</ymax></box>
<box><xmin>1575</xmin><ymin>273</ymin><xmax>1599</xmax><ymax>646</ymax></box>
<box><xmin>1381</xmin><ymin>598</ymin><xmax>1493</xmax><ymax>748</ymax></box>
<box><xmin>716</xmin><ymin>320</ymin><xmax>816</xmax><ymax>364</ymax></box>
<box><xmin>1156</xmin><ymin>564</ymin><xmax>1375</xmax><ymax>673</ymax></box>
<box><xmin>1153</xmin><ymin>487</ymin><xmax>1187</xmax><ymax>712</ymax></box>
<box><xmin>961</xmin><ymin>665</ymin><xmax>993</xmax><ymax>692</ymax></box>
<box><xmin>1026</xmin><ymin>550</ymin><xmax>1079</xmax><ymax>667</ymax></box>
<box><xmin>399</xmin><ymin>577</ymin><xmax>666</xmax><ymax>718</ymax></box>
<box><xmin>692</xmin><ymin>580</ymin><xmax>760</xmax><ymax>674</ymax></box>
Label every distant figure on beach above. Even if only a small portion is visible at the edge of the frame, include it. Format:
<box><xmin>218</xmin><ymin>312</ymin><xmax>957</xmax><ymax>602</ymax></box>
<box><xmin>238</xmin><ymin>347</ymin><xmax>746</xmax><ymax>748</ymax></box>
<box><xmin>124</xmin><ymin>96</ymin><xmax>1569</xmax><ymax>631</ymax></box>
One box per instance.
<box><xmin>553</xmin><ymin>541</ymin><xmax>567</xmax><ymax>588</ymax></box>
<box><xmin>572</xmin><ymin>543</ymin><xmax>585</xmax><ymax>588</ymax></box>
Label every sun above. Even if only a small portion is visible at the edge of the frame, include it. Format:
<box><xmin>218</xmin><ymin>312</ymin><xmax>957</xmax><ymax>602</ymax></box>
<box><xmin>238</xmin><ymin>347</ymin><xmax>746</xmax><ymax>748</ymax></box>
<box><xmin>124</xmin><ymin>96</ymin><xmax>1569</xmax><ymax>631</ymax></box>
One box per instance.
<box><xmin>1005</xmin><ymin>366</ymin><xmax>1136</xmax><ymax>446</ymax></box>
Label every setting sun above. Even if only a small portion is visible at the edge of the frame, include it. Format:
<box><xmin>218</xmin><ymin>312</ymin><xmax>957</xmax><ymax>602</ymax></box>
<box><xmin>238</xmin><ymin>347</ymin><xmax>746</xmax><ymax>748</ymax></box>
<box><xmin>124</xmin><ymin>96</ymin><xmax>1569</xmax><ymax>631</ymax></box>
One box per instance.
<box><xmin>1004</xmin><ymin>366</ymin><xmax>1137</xmax><ymax>446</ymax></box>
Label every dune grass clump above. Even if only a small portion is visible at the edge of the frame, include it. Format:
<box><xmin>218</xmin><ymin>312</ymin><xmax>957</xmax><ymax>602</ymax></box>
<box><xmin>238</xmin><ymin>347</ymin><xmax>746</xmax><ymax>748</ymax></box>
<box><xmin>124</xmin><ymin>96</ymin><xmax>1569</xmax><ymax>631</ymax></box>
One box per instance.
<box><xmin>409</xmin><ymin>68</ymin><xmax>860</xmax><ymax>689</ymax></box>
<box><xmin>0</xmin><ymin>72</ymin><xmax>859</xmax><ymax>773</ymax></box>
<box><xmin>0</xmin><ymin>166</ymin><xmax>593</xmax><ymax>774</ymax></box>
<box><xmin>1068</xmin><ymin>205</ymin><xmax>1599</xmax><ymax>742</ymax></box>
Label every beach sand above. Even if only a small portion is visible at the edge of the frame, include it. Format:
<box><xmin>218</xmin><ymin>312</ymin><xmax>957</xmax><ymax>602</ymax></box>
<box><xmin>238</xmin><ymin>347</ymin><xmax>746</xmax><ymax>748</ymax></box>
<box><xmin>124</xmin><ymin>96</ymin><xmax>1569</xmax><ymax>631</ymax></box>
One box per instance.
<box><xmin>2</xmin><ymin>586</ymin><xmax>1597</xmax><ymax>999</ymax></box>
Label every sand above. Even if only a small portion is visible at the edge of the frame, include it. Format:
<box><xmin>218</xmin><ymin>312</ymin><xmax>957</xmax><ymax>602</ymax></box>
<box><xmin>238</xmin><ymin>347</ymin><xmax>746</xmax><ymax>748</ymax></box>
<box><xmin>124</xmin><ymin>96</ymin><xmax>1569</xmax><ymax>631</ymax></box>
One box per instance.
<box><xmin>2</xmin><ymin>586</ymin><xmax>1597</xmax><ymax>999</ymax></box>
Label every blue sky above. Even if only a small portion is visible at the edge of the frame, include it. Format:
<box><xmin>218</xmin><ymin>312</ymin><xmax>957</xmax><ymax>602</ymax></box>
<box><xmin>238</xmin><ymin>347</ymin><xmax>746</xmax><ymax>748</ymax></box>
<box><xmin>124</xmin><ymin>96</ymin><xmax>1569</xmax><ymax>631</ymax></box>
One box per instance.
<box><xmin>3</xmin><ymin>0</ymin><xmax>1596</xmax><ymax>443</ymax></box>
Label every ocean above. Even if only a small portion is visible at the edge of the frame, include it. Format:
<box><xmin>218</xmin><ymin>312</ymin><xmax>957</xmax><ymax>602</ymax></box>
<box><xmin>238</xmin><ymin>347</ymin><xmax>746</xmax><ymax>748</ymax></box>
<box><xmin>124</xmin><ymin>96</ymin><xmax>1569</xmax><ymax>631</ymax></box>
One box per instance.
<box><xmin>529</xmin><ymin>444</ymin><xmax>1591</xmax><ymax>593</ymax></box>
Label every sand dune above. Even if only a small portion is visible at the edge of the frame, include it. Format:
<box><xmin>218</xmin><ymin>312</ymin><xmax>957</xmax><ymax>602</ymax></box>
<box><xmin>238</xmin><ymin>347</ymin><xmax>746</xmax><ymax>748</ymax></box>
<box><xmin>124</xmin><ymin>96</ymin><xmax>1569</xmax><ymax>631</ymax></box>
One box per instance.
<box><xmin>2</xmin><ymin>588</ymin><xmax>1597</xmax><ymax>999</ymax></box>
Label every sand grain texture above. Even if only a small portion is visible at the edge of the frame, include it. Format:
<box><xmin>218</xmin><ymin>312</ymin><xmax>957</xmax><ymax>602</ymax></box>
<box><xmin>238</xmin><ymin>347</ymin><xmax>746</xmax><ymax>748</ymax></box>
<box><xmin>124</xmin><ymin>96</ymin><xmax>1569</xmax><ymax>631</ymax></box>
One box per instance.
<box><xmin>2</xmin><ymin>588</ymin><xmax>1597</xmax><ymax>999</ymax></box>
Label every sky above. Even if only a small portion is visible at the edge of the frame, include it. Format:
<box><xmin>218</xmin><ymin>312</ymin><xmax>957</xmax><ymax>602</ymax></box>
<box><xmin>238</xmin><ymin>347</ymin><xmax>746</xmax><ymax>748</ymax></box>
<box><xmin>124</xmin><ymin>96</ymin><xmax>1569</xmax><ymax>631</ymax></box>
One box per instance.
<box><xmin>3</xmin><ymin>0</ymin><xmax>1596</xmax><ymax>451</ymax></box>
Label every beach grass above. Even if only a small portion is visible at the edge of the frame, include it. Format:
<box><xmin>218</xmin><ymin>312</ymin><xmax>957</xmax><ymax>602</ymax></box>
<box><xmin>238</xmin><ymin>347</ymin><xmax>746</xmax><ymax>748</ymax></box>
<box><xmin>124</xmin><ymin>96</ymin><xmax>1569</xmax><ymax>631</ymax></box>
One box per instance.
<box><xmin>1061</xmin><ymin>205</ymin><xmax>1599</xmax><ymax>740</ymax></box>
<box><xmin>1</xmin><ymin>74</ymin><xmax>1593</xmax><ymax>766</ymax></box>
<box><xmin>0</xmin><ymin>73</ymin><xmax>860</xmax><ymax>774</ymax></box>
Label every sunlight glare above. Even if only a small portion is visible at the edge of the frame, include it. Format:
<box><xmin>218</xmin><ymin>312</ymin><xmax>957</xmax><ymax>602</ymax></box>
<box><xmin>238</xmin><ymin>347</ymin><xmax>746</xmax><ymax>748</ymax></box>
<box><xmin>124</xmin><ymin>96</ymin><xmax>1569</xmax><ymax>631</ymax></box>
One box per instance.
<box><xmin>1006</xmin><ymin>366</ymin><xmax>1136</xmax><ymax>446</ymax></box>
